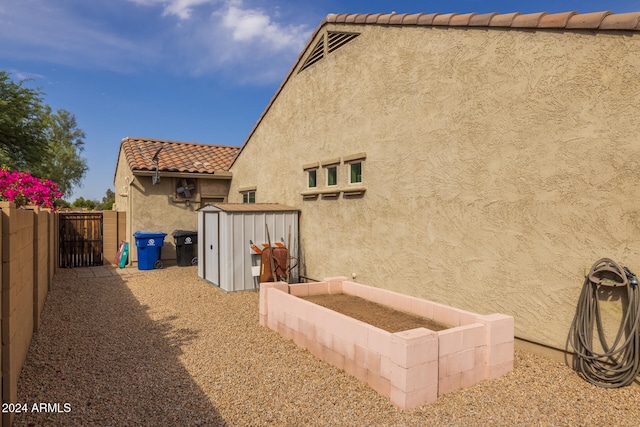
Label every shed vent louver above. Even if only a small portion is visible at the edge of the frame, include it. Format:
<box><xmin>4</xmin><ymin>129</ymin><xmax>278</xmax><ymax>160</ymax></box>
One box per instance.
<box><xmin>327</xmin><ymin>32</ymin><xmax>359</xmax><ymax>53</ymax></box>
<box><xmin>299</xmin><ymin>31</ymin><xmax>360</xmax><ymax>73</ymax></box>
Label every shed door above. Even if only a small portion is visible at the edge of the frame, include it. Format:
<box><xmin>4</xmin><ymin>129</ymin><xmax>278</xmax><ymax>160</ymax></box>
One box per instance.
<box><xmin>204</xmin><ymin>212</ymin><xmax>219</xmax><ymax>286</ymax></box>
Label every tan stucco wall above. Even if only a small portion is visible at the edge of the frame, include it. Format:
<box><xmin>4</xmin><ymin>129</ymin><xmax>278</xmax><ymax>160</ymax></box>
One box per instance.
<box><xmin>229</xmin><ymin>24</ymin><xmax>640</xmax><ymax>350</ymax></box>
<box><xmin>113</xmin><ymin>149</ymin><xmax>230</xmax><ymax>264</ymax></box>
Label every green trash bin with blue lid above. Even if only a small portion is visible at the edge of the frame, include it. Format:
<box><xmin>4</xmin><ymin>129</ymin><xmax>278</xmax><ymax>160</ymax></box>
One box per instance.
<box><xmin>133</xmin><ymin>231</ymin><xmax>167</xmax><ymax>270</ymax></box>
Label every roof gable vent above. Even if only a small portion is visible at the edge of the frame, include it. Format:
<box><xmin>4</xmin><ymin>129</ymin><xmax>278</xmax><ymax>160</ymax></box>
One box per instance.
<box><xmin>300</xmin><ymin>38</ymin><xmax>325</xmax><ymax>72</ymax></box>
<box><xmin>327</xmin><ymin>31</ymin><xmax>359</xmax><ymax>53</ymax></box>
<box><xmin>299</xmin><ymin>31</ymin><xmax>360</xmax><ymax>73</ymax></box>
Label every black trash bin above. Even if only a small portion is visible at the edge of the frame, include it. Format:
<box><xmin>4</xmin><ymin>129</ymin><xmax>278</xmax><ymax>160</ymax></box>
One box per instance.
<box><xmin>172</xmin><ymin>230</ymin><xmax>198</xmax><ymax>266</ymax></box>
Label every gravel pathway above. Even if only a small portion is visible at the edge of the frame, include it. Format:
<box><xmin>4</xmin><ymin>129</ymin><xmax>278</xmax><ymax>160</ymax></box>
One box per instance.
<box><xmin>14</xmin><ymin>266</ymin><xmax>640</xmax><ymax>426</ymax></box>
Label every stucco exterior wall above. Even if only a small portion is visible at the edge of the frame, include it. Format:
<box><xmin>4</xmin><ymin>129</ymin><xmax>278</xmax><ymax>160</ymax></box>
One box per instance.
<box><xmin>113</xmin><ymin>149</ymin><xmax>130</xmax><ymax>215</ymax></box>
<box><xmin>113</xmin><ymin>149</ymin><xmax>230</xmax><ymax>264</ymax></box>
<box><xmin>229</xmin><ymin>24</ymin><xmax>640</xmax><ymax>350</ymax></box>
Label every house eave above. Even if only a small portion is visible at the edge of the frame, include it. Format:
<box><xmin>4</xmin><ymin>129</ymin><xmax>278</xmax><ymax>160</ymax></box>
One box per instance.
<box><xmin>132</xmin><ymin>170</ymin><xmax>233</xmax><ymax>180</ymax></box>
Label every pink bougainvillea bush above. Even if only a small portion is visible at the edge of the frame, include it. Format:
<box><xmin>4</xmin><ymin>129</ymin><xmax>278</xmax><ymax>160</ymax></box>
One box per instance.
<box><xmin>0</xmin><ymin>168</ymin><xmax>64</xmax><ymax>210</ymax></box>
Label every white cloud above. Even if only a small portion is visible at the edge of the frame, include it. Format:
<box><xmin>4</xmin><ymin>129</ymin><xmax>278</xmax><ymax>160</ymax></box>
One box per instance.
<box><xmin>0</xmin><ymin>0</ymin><xmax>314</xmax><ymax>84</ymax></box>
<box><xmin>169</xmin><ymin>0</ymin><xmax>312</xmax><ymax>82</ymax></box>
<box><xmin>165</xmin><ymin>0</ymin><xmax>214</xmax><ymax>19</ymax></box>
<box><xmin>128</xmin><ymin>0</ymin><xmax>217</xmax><ymax>20</ymax></box>
<box><xmin>220</xmin><ymin>1</ymin><xmax>307</xmax><ymax>51</ymax></box>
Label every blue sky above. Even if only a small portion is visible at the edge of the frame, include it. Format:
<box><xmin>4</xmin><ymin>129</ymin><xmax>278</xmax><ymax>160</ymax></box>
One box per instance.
<box><xmin>1</xmin><ymin>0</ymin><xmax>639</xmax><ymax>201</ymax></box>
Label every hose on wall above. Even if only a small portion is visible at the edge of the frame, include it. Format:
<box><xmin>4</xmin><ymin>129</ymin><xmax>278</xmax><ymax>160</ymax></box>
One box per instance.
<box><xmin>566</xmin><ymin>258</ymin><xmax>640</xmax><ymax>388</ymax></box>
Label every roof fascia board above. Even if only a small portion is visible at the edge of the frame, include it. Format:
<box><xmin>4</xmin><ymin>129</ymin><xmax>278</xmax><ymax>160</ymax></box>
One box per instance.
<box><xmin>132</xmin><ymin>170</ymin><xmax>232</xmax><ymax>179</ymax></box>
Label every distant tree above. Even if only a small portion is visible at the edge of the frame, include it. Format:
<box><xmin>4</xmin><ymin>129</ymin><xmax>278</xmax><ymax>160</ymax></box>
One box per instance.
<box><xmin>56</xmin><ymin>198</ymin><xmax>70</xmax><ymax>209</ymax></box>
<box><xmin>100</xmin><ymin>188</ymin><xmax>115</xmax><ymax>210</ymax></box>
<box><xmin>1</xmin><ymin>71</ymin><xmax>88</xmax><ymax>198</ymax></box>
<box><xmin>31</xmin><ymin>107</ymin><xmax>88</xmax><ymax>197</ymax></box>
<box><xmin>71</xmin><ymin>189</ymin><xmax>114</xmax><ymax>211</ymax></box>
<box><xmin>0</xmin><ymin>71</ymin><xmax>49</xmax><ymax>169</ymax></box>
<box><xmin>71</xmin><ymin>196</ymin><xmax>97</xmax><ymax>210</ymax></box>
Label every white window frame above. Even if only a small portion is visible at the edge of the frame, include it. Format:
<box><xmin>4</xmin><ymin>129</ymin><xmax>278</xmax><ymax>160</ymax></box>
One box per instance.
<box><xmin>308</xmin><ymin>169</ymin><xmax>318</xmax><ymax>189</ymax></box>
<box><xmin>349</xmin><ymin>161</ymin><xmax>362</xmax><ymax>184</ymax></box>
<box><xmin>242</xmin><ymin>191</ymin><xmax>255</xmax><ymax>203</ymax></box>
<box><xmin>240</xmin><ymin>186</ymin><xmax>257</xmax><ymax>203</ymax></box>
<box><xmin>326</xmin><ymin>165</ymin><xmax>338</xmax><ymax>187</ymax></box>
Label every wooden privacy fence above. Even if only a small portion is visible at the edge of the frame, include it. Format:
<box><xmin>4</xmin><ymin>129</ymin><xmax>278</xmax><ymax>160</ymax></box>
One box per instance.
<box><xmin>0</xmin><ymin>204</ymin><xmax>126</xmax><ymax>426</ymax></box>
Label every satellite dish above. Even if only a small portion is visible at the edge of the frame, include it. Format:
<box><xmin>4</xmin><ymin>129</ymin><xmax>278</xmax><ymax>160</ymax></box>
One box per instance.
<box><xmin>138</xmin><ymin>145</ymin><xmax>163</xmax><ymax>185</ymax></box>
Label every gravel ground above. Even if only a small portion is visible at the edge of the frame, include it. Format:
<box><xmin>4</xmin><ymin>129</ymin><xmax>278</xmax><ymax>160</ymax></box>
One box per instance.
<box><xmin>14</xmin><ymin>266</ymin><xmax>640</xmax><ymax>426</ymax></box>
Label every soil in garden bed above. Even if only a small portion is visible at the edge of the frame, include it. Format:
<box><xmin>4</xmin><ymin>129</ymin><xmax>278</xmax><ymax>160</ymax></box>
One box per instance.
<box><xmin>301</xmin><ymin>293</ymin><xmax>450</xmax><ymax>333</ymax></box>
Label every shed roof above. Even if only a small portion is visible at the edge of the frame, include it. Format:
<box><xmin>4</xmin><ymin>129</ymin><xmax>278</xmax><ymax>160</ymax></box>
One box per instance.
<box><xmin>200</xmin><ymin>203</ymin><xmax>299</xmax><ymax>212</ymax></box>
<box><xmin>119</xmin><ymin>137</ymin><xmax>240</xmax><ymax>175</ymax></box>
<box><xmin>229</xmin><ymin>10</ymin><xmax>640</xmax><ymax>168</ymax></box>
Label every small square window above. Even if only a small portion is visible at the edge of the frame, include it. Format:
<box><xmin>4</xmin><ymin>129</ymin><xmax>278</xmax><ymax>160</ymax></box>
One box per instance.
<box><xmin>308</xmin><ymin>170</ymin><xmax>317</xmax><ymax>188</ymax></box>
<box><xmin>242</xmin><ymin>191</ymin><xmax>256</xmax><ymax>203</ymax></box>
<box><xmin>327</xmin><ymin>166</ymin><xmax>337</xmax><ymax>186</ymax></box>
<box><xmin>350</xmin><ymin>162</ymin><xmax>362</xmax><ymax>184</ymax></box>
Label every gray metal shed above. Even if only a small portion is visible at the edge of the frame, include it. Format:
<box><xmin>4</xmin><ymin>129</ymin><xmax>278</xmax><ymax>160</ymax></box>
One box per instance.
<box><xmin>197</xmin><ymin>203</ymin><xmax>299</xmax><ymax>292</ymax></box>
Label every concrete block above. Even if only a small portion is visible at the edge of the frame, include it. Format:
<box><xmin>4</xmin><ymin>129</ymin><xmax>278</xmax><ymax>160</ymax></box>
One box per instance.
<box><xmin>366</xmin><ymin>324</ymin><xmax>392</xmax><ymax>358</ymax></box>
<box><xmin>487</xmin><ymin>341</ymin><xmax>515</xmax><ymax>366</ymax></box>
<box><xmin>288</xmin><ymin>283</ymin><xmax>309</xmax><ymax>297</ymax></box>
<box><xmin>315</xmin><ymin>327</ymin><xmax>333</xmax><ymax>349</ymax></box>
<box><xmin>451</xmin><ymin>348</ymin><xmax>477</xmax><ymax>374</ymax></box>
<box><xmin>292</xmin><ymin>329</ymin><xmax>307</xmax><ymax>348</ymax></box>
<box><xmin>307</xmin><ymin>339</ymin><xmax>324</xmax><ymax>360</ymax></box>
<box><xmin>308</xmin><ymin>281</ymin><xmax>329</xmax><ymax>295</ymax></box>
<box><xmin>438</xmin><ymin>328</ymin><xmax>463</xmax><ymax>356</ymax></box>
<box><xmin>408</xmin><ymin>296</ymin><xmax>435</xmax><ymax>319</ymax></box>
<box><xmin>333</xmin><ymin>334</ymin><xmax>355</xmax><ymax>360</ymax></box>
<box><xmin>477</xmin><ymin>313</ymin><xmax>515</xmax><ymax>346</ymax></box>
<box><xmin>299</xmin><ymin>319</ymin><xmax>315</xmax><ymax>342</ymax></box>
<box><xmin>462</xmin><ymin>365</ymin><xmax>485</xmax><ymax>388</ymax></box>
<box><xmin>461</xmin><ymin>323</ymin><xmax>486</xmax><ymax>349</ymax></box>
<box><xmin>391</xmin><ymin>328</ymin><xmax>438</xmax><ymax>368</ymax></box>
<box><xmin>433</xmin><ymin>303</ymin><xmax>461</xmax><ymax>327</ymax></box>
<box><xmin>390</xmin><ymin>361</ymin><xmax>437</xmax><ymax>393</ymax></box>
<box><xmin>366</xmin><ymin>350</ymin><xmax>381</xmax><ymax>376</ymax></box>
<box><xmin>284</xmin><ymin>310</ymin><xmax>299</xmax><ymax>331</ymax></box>
<box><xmin>344</xmin><ymin>358</ymin><xmax>368</xmax><ymax>382</ymax></box>
<box><xmin>438</xmin><ymin>372</ymin><xmax>462</xmax><ymax>396</ymax></box>
<box><xmin>380</xmin><ymin>356</ymin><xmax>392</xmax><ymax>380</ymax></box>
<box><xmin>327</xmin><ymin>278</ymin><xmax>343</xmax><ymax>294</ymax></box>
<box><xmin>322</xmin><ymin>345</ymin><xmax>345</xmax><ymax>370</ymax></box>
<box><xmin>367</xmin><ymin>371</ymin><xmax>391</xmax><ymax>397</ymax></box>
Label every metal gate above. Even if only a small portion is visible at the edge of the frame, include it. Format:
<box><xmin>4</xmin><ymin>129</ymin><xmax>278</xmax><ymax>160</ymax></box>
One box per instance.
<box><xmin>59</xmin><ymin>212</ymin><xmax>103</xmax><ymax>268</ymax></box>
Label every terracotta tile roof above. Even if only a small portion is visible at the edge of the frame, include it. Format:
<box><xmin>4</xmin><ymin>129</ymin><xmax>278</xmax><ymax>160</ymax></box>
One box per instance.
<box><xmin>120</xmin><ymin>137</ymin><xmax>240</xmax><ymax>174</ymax></box>
<box><xmin>324</xmin><ymin>11</ymin><xmax>640</xmax><ymax>30</ymax></box>
<box><xmin>229</xmin><ymin>10</ymin><xmax>640</xmax><ymax>168</ymax></box>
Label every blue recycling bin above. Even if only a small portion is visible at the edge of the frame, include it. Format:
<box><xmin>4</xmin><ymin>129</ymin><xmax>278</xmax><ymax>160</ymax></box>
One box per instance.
<box><xmin>133</xmin><ymin>231</ymin><xmax>167</xmax><ymax>270</ymax></box>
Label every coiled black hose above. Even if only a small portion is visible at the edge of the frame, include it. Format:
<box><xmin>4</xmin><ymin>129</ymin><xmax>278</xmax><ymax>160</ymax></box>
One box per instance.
<box><xmin>566</xmin><ymin>258</ymin><xmax>640</xmax><ymax>388</ymax></box>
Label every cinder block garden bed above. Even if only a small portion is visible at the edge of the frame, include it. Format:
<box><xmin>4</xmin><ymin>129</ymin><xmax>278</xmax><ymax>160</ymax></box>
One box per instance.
<box><xmin>260</xmin><ymin>277</ymin><xmax>514</xmax><ymax>409</ymax></box>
